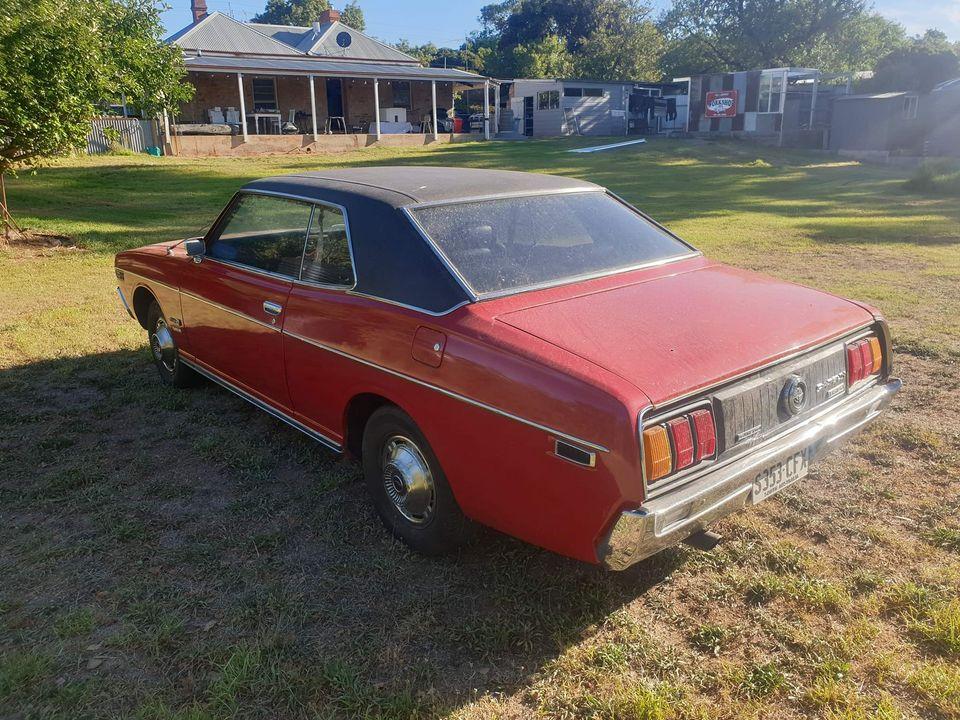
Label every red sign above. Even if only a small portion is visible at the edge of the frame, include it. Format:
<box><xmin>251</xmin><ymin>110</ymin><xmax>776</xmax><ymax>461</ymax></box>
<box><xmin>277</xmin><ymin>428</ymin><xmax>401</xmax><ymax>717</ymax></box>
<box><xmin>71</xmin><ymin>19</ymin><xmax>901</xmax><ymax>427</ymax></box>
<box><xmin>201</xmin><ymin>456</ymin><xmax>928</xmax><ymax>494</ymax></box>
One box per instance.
<box><xmin>705</xmin><ymin>90</ymin><xmax>738</xmax><ymax>118</ymax></box>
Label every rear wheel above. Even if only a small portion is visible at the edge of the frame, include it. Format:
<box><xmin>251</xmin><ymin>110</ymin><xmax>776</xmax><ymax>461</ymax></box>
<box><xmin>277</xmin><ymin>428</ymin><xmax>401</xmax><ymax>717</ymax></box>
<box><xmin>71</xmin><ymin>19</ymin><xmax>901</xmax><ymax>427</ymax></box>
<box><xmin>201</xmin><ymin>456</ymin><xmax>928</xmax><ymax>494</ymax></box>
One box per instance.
<box><xmin>146</xmin><ymin>301</ymin><xmax>198</xmax><ymax>388</ymax></box>
<box><xmin>362</xmin><ymin>406</ymin><xmax>476</xmax><ymax>555</ymax></box>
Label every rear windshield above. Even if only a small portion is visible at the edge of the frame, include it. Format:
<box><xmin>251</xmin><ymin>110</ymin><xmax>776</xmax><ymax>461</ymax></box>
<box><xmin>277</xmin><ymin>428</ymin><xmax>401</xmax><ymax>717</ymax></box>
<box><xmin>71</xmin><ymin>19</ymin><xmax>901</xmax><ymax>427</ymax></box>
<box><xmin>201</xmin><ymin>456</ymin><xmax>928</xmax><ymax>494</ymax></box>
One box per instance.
<box><xmin>410</xmin><ymin>191</ymin><xmax>693</xmax><ymax>297</ymax></box>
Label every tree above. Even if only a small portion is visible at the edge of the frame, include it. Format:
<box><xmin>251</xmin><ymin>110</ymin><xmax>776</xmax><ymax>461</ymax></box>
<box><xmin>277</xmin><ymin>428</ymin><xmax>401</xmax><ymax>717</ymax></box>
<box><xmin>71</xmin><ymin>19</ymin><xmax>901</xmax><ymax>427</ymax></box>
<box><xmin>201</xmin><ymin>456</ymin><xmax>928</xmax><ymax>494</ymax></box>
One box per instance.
<box><xmin>866</xmin><ymin>30</ymin><xmax>960</xmax><ymax>93</ymax></box>
<box><xmin>476</xmin><ymin>0</ymin><xmax>665</xmax><ymax>80</ymax></box>
<box><xmin>509</xmin><ymin>34</ymin><xmax>573</xmax><ymax>78</ymax></box>
<box><xmin>0</xmin><ymin>0</ymin><xmax>192</xmax><ymax>236</ymax></box>
<box><xmin>659</xmin><ymin>0</ymin><xmax>870</xmax><ymax>72</ymax></box>
<box><xmin>253</xmin><ymin>0</ymin><xmax>329</xmax><ymax>26</ymax></box>
<box><xmin>340</xmin><ymin>1</ymin><xmax>364</xmax><ymax>31</ymax></box>
<box><xmin>801</xmin><ymin>12</ymin><xmax>907</xmax><ymax>72</ymax></box>
<box><xmin>574</xmin><ymin>0</ymin><xmax>664</xmax><ymax>81</ymax></box>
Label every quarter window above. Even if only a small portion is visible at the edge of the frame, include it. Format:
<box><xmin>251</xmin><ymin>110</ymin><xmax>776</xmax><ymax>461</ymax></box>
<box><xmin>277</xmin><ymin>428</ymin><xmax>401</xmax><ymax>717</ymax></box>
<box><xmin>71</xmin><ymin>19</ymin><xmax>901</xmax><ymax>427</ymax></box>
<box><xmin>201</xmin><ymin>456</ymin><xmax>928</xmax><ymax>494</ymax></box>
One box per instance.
<box><xmin>207</xmin><ymin>194</ymin><xmax>311</xmax><ymax>278</ymax></box>
<box><xmin>301</xmin><ymin>204</ymin><xmax>355</xmax><ymax>287</ymax></box>
<box><xmin>538</xmin><ymin>90</ymin><xmax>560</xmax><ymax>110</ymax></box>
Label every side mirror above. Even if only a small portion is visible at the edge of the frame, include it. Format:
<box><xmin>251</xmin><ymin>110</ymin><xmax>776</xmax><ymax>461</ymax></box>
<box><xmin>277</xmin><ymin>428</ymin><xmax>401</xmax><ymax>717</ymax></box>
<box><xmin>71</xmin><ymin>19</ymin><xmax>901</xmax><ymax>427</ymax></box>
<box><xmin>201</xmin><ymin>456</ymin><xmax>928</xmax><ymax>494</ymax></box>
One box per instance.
<box><xmin>184</xmin><ymin>238</ymin><xmax>205</xmax><ymax>263</ymax></box>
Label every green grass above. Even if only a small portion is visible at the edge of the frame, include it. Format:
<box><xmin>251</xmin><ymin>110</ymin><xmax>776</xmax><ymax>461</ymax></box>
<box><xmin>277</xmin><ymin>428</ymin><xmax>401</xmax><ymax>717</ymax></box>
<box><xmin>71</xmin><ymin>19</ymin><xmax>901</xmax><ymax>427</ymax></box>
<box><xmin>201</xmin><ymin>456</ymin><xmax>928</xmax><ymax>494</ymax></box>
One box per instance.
<box><xmin>1</xmin><ymin>138</ymin><xmax>958</xmax><ymax>719</ymax></box>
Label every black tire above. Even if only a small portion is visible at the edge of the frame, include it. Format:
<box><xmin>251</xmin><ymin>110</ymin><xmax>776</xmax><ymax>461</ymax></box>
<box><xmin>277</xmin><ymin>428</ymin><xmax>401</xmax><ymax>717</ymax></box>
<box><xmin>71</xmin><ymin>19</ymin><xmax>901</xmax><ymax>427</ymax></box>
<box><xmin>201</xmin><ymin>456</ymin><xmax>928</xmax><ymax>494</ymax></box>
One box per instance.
<box><xmin>362</xmin><ymin>406</ymin><xmax>477</xmax><ymax>555</ymax></box>
<box><xmin>146</xmin><ymin>301</ymin><xmax>198</xmax><ymax>388</ymax></box>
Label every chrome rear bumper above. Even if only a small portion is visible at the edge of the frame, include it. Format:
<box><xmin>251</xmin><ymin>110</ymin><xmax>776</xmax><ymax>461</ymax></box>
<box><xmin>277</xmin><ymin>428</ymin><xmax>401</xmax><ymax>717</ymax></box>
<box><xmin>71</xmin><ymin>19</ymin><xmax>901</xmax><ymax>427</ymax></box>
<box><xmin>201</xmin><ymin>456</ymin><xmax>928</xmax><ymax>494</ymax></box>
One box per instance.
<box><xmin>598</xmin><ymin>378</ymin><xmax>902</xmax><ymax>570</ymax></box>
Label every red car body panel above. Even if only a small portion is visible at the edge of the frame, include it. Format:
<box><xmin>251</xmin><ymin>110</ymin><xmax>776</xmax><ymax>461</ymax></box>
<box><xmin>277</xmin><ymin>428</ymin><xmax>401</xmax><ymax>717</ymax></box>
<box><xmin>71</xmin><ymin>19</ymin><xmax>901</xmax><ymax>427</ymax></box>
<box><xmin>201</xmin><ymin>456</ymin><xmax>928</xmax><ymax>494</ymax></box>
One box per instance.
<box><xmin>114</xmin><ymin>172</ymin><xmax>888</xmax><ymax>565</ymax></box>
<box><xmin>496</xmin><ymin>258</ymin><xmax>874</xmax><ymax>405</ymax></box>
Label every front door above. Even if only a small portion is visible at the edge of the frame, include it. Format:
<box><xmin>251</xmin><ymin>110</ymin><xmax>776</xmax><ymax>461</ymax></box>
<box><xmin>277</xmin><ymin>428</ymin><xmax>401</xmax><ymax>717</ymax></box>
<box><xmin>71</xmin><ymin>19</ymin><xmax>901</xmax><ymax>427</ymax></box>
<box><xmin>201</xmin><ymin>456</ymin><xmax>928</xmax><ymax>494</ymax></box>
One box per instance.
<box><xmin>523</xmin><ymin>96</ymin><xmax>534</xmax><ymax>136</ymax></box>
<box><xmin>179</xmin><ymin>192</ymin><xmax>313</xmax><ymax>412</ymax></box>
<box><xmin>326</xmin><ymin>78</ymin><xmax>344</xmax><ymax>118</ymax></box>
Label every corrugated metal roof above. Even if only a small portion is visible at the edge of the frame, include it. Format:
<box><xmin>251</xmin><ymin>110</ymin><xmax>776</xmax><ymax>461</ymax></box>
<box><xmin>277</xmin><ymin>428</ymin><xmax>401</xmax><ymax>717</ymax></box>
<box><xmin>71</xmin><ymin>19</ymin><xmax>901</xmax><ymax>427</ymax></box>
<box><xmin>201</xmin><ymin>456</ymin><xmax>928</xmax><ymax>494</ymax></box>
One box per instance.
<box><xmin>305</xmin><ymin>21</ymin><xmax>418</xmax><ymax>64</ymax></box>
<box><xmin>183</xmin><ymin>54</ymin><xmax>486</xmax><ymax>82</ymax></box>
<box><xmin>247</xmin><ymin>22</ymin><xmax>314</xmax><ymax>50</ymax></box>
<box><xmin>168</xmin><ymin>13</ymin><xmax>301</xmax><ymax>55</ymax></box>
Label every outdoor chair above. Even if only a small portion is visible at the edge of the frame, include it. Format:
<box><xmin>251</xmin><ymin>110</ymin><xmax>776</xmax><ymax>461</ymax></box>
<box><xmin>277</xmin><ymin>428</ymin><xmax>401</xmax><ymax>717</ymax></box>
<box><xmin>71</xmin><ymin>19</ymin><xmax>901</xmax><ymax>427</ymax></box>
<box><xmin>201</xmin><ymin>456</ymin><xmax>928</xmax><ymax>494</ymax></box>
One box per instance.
<box><xmin>225</xmin><ymin>108</ymin><xmax>240</xmax><ymax>124</ymax></box>
<box><xmin>207</xmin><ymin>107</ymin><xmax>225</xmax><ymax>124</ymax></box>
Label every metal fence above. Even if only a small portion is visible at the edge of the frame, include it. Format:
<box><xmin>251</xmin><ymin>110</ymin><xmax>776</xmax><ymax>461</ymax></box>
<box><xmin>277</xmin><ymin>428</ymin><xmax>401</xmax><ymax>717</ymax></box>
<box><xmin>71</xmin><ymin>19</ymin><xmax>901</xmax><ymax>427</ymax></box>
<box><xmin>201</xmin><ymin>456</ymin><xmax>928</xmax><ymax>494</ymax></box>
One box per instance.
<box><xmin>86</xmin><ymin>116</ymin><xmax>158</xmax><ymax>154</ymax></box>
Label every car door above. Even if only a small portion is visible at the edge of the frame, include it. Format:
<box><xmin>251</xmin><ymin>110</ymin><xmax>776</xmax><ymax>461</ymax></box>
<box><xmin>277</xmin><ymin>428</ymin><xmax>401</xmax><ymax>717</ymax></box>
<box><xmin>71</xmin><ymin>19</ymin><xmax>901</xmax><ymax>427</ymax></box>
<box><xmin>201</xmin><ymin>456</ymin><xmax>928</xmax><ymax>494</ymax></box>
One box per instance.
<box><xmin>179</xmin><ymin>192</ymin><xmax>313</xmax><ymax>412</ymax></box>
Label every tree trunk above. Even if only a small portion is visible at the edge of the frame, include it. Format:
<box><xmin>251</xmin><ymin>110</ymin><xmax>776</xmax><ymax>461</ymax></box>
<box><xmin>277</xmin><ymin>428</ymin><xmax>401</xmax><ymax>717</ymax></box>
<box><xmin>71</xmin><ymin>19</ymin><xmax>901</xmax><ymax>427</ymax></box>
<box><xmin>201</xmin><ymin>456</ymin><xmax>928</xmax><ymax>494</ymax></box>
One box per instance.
<box><xmin>0</xmin><ymin>173</ymin><xmax>23</xmax><ymax>242</ymax></box>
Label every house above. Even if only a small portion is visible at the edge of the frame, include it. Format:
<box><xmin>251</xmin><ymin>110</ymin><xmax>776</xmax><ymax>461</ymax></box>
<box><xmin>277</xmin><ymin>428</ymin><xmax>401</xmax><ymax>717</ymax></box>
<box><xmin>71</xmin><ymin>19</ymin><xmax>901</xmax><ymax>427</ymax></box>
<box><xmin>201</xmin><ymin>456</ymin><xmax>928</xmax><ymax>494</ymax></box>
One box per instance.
<box><xmin>500</xmin><ymin>79</ymin><xmax>687</xmax><ymax>137</ymax></box>
<box><xmin>923</xmin><ymin>78</ymin><xmax>960</xmax><ymax>158</ymax></box>
<box><xmin>676</xmin><ymin>68</ymin><xmax>854</xmax><ymax>148</ymax></box>
<box><xmin>163</xmin><ymin>1</ymin><xmax>495</xmax><ymax>155</ymax></box>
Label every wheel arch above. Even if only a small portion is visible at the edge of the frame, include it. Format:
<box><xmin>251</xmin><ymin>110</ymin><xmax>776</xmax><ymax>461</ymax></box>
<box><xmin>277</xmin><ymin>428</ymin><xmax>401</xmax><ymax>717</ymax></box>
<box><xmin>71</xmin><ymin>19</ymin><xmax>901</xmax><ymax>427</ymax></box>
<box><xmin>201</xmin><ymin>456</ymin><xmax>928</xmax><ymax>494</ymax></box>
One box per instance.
<box><xmin>343</xmin><ymin>392</ymin><xmax>402</xmax><ymax>459</ymax></box>
<box><xmin>132</xmin><ymin>286</ymin><xmax>157</xmax><ymax>330</ymax></box>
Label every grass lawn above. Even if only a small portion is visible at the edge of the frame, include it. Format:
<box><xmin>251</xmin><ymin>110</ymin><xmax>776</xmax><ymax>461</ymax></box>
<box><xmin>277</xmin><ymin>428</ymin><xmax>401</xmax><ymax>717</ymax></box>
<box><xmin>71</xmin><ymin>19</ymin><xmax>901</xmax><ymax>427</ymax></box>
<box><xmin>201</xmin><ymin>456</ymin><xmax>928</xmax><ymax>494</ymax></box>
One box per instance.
<box><xmin>1</xmin><ymin>138</ymin><xmax>958</xmax><ymax>719</ymax></box>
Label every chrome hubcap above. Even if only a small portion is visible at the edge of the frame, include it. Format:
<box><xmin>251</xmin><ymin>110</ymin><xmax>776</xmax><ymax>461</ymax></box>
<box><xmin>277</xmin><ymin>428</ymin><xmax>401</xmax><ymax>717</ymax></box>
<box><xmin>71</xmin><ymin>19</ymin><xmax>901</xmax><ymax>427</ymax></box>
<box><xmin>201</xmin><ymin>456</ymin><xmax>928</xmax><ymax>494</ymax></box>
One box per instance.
<box><xmin>151</xmin><ymin>319</ymin><xmax>177</xmax><ymax>373</ymax></box>
<box><xmin>381</xmin><ymin>435</ymin><xmax>435</xmax><ymax>524</ymax></box>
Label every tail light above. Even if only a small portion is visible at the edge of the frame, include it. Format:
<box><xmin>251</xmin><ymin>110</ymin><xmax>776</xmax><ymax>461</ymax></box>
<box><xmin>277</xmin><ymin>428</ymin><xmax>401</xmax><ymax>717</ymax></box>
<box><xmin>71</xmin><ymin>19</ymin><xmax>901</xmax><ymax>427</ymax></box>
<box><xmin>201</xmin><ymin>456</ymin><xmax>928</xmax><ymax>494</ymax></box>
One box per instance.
<box><xmin>643</xmin><ymin>405</ymin><xmax>717</xmax><ymax>485</ymax></box>
<box><xmin>846</xmin><ymin>334</ymin><xmax>883</xmax><ymax>387</ymax></box>
<box><xmin>642</xmin><ymin>425</ymin><xmax>672</xmax><ymax>482</ymax></box>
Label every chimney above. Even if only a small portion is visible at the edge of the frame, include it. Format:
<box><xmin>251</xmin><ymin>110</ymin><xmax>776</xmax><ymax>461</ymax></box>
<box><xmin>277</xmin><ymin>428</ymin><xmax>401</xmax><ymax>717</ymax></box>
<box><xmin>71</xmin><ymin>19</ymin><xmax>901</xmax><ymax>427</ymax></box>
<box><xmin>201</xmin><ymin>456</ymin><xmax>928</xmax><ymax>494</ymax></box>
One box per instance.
<box><xmin>318</xmin><ymin>7</ymin><xmax>340</xmax><ymax>24</ymax></box>
<box><xmin>191</xmin><ymin>0</ymin><xmax>208</xmax><ymax>23</ymax></box>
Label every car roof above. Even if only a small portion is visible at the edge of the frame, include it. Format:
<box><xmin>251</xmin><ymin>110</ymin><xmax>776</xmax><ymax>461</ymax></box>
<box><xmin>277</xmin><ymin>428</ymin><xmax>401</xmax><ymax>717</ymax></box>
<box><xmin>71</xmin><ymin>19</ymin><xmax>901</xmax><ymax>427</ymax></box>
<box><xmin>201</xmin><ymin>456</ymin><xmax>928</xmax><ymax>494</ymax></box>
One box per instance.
<box><xmin>243</xmin><ymin>167</ymin><xmax>601</xmax><ymax>207</ymax></box>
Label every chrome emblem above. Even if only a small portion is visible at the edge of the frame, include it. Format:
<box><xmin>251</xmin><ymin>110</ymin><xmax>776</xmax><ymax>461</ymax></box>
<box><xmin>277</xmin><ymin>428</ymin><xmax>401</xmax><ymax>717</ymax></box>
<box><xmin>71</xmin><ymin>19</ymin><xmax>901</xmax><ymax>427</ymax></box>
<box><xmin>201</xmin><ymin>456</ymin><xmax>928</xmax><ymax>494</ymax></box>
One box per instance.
<box><xmin>781</xmin><ymin>374</ymin><xmax>808</xmax><ymax>417</ymax></box>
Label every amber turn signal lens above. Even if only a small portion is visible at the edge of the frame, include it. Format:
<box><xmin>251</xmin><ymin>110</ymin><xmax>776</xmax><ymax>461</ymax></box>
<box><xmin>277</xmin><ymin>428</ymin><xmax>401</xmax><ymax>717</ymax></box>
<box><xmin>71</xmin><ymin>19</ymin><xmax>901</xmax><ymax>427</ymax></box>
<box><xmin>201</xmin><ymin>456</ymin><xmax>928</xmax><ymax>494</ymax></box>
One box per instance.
<box><xmin>642</xmin><ymin>425</ymin><xmax>672</xmax><ymax>482</ymax></box>
<box><xmin>868</xmin><ymin>336</ymin><xmax>882</xmax><ymax>374</ymax></box>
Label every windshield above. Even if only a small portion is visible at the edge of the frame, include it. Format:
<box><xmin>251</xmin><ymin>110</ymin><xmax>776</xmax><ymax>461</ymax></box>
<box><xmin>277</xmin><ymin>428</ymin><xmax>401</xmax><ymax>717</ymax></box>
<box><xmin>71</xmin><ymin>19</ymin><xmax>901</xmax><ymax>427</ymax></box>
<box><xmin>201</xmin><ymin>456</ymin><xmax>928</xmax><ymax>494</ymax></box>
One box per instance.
<box><xmin>410</xmin><ymin>191</ymin><xmax>694</xmax><ymax>297</ymax></box>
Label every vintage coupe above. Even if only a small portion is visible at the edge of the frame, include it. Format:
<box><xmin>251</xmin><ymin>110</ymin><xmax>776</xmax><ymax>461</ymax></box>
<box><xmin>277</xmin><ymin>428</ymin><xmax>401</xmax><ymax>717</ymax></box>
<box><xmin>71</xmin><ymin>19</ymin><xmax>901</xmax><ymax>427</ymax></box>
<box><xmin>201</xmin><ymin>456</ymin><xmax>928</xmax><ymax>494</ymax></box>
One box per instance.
<box><xmin>115</xmin><ymin>168</ymin><xmax>901</xmax><ymax>569</ymax></box>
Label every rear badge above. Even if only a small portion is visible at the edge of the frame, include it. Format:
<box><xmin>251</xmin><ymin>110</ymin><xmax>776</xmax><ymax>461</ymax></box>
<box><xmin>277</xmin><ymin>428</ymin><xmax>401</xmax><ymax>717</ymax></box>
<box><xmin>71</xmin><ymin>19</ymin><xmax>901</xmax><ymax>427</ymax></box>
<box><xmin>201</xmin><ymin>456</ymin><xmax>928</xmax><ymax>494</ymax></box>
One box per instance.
<box><xmin>780</xmin><ymin>374</ymin><xmax>808</xmax><ymax>417</ymax></box>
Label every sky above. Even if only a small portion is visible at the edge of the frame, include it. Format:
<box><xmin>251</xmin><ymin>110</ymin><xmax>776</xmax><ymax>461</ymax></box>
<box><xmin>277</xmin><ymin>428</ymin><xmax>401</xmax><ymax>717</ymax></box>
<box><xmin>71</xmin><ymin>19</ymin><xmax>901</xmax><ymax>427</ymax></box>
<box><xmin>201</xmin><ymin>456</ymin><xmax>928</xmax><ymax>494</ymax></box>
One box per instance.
<box><xmin>161</xmin><ymin>0</ymin><xmax>959</xmax><ymax>47</ymax></box>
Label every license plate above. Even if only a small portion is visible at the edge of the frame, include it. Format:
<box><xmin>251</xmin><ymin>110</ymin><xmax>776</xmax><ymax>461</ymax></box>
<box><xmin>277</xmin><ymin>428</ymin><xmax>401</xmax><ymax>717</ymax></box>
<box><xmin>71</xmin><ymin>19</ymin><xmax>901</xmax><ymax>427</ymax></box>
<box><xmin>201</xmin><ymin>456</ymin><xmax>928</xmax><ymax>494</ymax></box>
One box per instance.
<box><xmin>751</xmin><ymin>450</ymin><xmax>808</xmax><ymax>503</ymax></box>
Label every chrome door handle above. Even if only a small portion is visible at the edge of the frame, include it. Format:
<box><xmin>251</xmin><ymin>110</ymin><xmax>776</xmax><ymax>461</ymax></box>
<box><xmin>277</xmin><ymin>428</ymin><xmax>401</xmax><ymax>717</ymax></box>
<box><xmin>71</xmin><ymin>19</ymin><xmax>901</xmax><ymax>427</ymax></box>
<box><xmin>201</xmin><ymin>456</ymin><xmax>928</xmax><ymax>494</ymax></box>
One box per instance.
<box><xmin>263</xmin><ymin>301</ymin><xmax>283</xmax><ymax>316</ymax></box>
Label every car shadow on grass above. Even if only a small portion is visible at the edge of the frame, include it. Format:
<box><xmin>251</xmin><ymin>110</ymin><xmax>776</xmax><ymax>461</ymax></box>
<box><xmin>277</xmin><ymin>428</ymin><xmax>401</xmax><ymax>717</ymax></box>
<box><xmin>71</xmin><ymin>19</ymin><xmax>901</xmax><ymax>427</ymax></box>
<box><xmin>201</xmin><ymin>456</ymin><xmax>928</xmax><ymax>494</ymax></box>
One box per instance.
<box><xmin>0</xmin><ymin>348</ymin><xmax>684</xmax><ymax>718</ymax></box>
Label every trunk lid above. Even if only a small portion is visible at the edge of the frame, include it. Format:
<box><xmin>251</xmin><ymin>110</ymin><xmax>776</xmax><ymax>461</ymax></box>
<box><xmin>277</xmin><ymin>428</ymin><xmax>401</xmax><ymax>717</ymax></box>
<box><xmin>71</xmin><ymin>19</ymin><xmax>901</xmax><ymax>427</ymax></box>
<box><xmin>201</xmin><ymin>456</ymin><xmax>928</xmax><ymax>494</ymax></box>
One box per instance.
<box><xmin>497</xmin><ymin>262</ymin><xmax>873</xmax><ymax>405</ymax></box>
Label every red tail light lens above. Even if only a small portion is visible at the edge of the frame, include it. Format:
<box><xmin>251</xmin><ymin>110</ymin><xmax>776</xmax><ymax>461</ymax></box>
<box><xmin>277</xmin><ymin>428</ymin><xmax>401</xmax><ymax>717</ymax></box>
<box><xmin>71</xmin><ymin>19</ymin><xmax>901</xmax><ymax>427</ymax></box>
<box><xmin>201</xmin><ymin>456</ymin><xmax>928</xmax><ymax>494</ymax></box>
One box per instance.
<box><xmin>847</xmin><ymin>335</ymin><xmax>882</xmax><ymax>387</ymax></box>
<box><xmin>690</xmin><ymin>408</ymin><xmax>717</xmax><ymax>461</ymax></box>
<box><xmin>643</xmin><ymin>406</ymin><xmax>717</xmax><ymax>484</ymax></box>
<box><xmin>666</xmin><ymin>416</ymin><xmax>695</xmax><ymax>470</ymax></box>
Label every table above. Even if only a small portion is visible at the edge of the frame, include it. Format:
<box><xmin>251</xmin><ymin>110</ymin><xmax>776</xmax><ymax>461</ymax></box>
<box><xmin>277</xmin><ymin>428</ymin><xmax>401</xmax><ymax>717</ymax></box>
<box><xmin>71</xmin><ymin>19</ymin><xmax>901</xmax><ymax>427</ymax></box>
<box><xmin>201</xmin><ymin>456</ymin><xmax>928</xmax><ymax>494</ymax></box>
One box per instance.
<box><xmin>377</xmin><ymin>121</ymin><xmax>413</xmax><ymax>134</ymax></box>
<box><xmin>247</xmin><ymin>113</ymin><xmax>281</xmax><ymax>135</ymax></box>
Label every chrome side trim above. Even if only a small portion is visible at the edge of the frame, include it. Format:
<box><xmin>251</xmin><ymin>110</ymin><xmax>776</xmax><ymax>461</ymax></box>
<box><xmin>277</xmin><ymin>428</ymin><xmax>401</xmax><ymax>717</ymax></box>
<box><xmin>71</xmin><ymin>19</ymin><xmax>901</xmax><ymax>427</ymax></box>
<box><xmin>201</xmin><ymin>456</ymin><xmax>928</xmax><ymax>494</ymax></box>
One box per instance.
<box><xmin>345</xmin><ymin>290</ymin><xmax>472</xmax><ymax>318</ymax></box>
<box><xmin>180</xmin><ymin>289</ymin><xmax>280</xmax><ymax>333</ymax></box>
<box><xmin>121</xmin><ymin>269</ymin><xmax>178</xmax><ymax>295</ymax></box>
<box><xmin>179</xmin><ymin>356</ymin><xmax>342</xmax><ymax>453</ymax></box>
<box><xmin>283</xmin><ymin>329</ymin><xmax>610</xmax><ymax>454</ymax></box>
<box><xmin>116</xmin><ymin>286</ymin><xmax>135</xmax><ymax>319</ymax></box>
<box><xmin>400</xmin><ymin>206</ymin><xmax>480</xmax><ymax>303</ymax></box>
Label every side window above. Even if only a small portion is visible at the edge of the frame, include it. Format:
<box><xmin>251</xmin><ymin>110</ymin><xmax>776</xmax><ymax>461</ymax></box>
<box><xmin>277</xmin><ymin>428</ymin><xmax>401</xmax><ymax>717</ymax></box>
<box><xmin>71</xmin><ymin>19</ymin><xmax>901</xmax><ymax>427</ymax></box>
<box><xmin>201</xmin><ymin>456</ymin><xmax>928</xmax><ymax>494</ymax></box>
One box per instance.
<box><xmin>300</xmin><ymin>203</ymin><xmax>355</xmax><ymax>287</ymax></box>
<box><xmin>207</xmin><ymin>194</ymin><xmax>311</xmax><ymax>278</ymax></box>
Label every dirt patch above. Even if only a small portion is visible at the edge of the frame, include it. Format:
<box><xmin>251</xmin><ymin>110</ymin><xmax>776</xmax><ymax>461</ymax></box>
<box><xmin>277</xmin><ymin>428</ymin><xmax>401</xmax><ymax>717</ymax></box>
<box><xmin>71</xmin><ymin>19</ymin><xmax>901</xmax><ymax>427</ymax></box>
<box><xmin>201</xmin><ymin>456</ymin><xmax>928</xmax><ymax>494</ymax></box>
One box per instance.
<box><xmin>2</xmin><ymin>230</ymin><xmax>81</xmax><ymax>256</ymax></box>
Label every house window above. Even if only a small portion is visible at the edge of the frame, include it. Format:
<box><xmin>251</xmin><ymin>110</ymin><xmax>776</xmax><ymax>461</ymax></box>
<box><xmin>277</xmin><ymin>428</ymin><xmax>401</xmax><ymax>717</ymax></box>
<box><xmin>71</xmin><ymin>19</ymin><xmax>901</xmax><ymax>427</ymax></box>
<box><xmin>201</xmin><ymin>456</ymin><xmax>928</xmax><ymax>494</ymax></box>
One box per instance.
<box><xmin>583</xmin><ymin>87</ymin><xmax>604</xmax><ymax>97</ymax></box>
<box><xmin>903</xmin><ymin>95</ymin><xmax>918</xmax><ymax>120</ymax></box>
<box><xmin>538</xmin><ymin>90</ymin><xmax>559</xmax><ymax>110</ymax></box>
<box><xmin>391</xmin><ymin>81</ymin><xmax>411</xmax><ymax>109</ymax></box>
<box><xmin>757</xmin><ymin>73</ymin><xmax>783</xmax><ymax>113</ymax></box>
<box><xmin>251</xmin><ymin>78</ymin><xmax>277</xmax><ymax>111</ymax></box>
<box><xmin>564</xmin><ymin>87</ymin><xmax>583</xmax><ymax>97</ymax></box>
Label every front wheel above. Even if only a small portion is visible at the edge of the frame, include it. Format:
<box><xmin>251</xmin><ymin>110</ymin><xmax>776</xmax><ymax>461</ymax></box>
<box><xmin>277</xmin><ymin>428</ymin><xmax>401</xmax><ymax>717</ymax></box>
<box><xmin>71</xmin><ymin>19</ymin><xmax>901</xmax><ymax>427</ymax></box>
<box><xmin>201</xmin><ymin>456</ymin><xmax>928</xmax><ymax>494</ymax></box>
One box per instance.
<box><xmin>146</xmin><ymin>301</ymin><xmax>198</xmax><ymax>388</ymax></box>
<box><xmin>362</xmin><ymin>406</ymin><xmax>477</xmax><ymax>555</ymax></box>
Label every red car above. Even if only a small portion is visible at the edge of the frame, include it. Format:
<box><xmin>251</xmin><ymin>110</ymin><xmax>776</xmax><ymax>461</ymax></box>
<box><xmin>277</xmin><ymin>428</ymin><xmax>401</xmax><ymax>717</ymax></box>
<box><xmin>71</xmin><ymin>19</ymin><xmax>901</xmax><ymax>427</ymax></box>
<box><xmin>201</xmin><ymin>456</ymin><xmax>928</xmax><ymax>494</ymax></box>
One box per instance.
<box><xmin>115</xmin><ymin>168</ymin><xmax>901</xmax><ymax>569</ymax></box>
